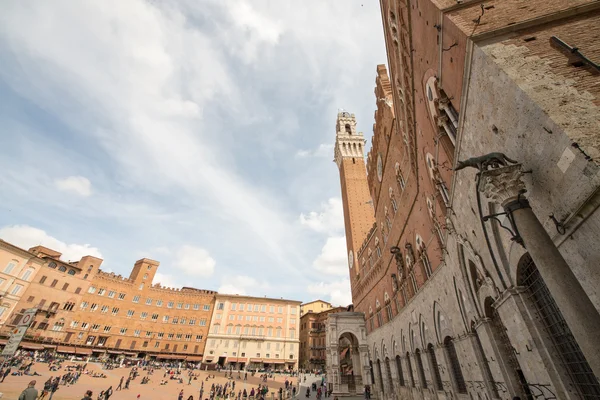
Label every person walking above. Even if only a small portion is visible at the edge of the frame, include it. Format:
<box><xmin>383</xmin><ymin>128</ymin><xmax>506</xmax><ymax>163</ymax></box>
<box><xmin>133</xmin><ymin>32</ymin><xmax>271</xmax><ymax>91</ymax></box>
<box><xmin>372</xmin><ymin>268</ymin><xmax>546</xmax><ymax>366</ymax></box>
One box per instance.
<box><xmin>116</xmin><ymin>376</ymin><xmax>124</xmax><ymax>390</ymax></box>
<box><xmin>104</xmin><ymin>386</ymin><xmax>113</xmax><ymax>400</ymax></box>
<box><xmin>125</xmin><ymin>376</ymin><xmax>131</xmax><ymax>389</ymax></box>
<box><xmin>48</xmin><ymin>378</ymin><xmax>60</xmax><ymax>400</ymax></box>
<box><xmin>1</xmin><ymin>366</ymin><xmax>11</xmax><ymax>382</ymax></box>
<box><xmin>82</xmin><ymin>390</ymin><xmax>93</xmax><ymax>400</ymax></box>
<box><xmin>178</xmin><ymin>389</ymin><xmax>184</xmax><ymax>400</ymax></box>
<box><xmin>18</xmin><ymin>380</ymin><xmax>38</xmax><ymax>400</ymax></box>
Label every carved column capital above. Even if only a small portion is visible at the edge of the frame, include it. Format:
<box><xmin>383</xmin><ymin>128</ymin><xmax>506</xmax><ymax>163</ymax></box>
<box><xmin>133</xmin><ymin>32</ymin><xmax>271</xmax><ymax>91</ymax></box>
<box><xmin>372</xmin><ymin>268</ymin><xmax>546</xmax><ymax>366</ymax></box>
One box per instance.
<box><xmin>478</xmin><ymin>164</ymin><xmax>527</xmax><ymax>206</ymax></box>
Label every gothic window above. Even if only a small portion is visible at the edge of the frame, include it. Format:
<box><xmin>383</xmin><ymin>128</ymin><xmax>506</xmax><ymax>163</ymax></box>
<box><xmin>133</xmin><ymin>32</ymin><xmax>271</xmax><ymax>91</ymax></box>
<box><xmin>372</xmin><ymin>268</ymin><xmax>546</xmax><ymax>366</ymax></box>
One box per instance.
<box><xmin>345</xmin><ymin>124</ymin><xmax>351</xmax><ymax>134</ymax></box>
<box><xmin>389</xmin><ymin>187</ymin><xmax>398</xmax><ymax>213</ymax></box>
<box><xmin>375</xmin><ymin>238</ymin><xmax>382</xmax><ymax>258</ymax></box>
<box><xmin>396</xmin><ymin>355</ymin><xmax>405</xmax><ymax>386</ymax></box>
<box><xmin>406</xmin><ymin>352</ymin><xmax>415</xmax><ymax>387</ymax></box>
<box><xmin>395</xmin><ymin>162</ymin><xmax>406</xmax><ymax>190</ymax></box>
<box><xmin>385</xmin><ymin>207</ymin><xmax>392</xmax><ymax>230</ymax></box>
<box><xmin>368</xmin><ymin>249</ymin><xmax>374</xmax><ymax>268</ymax></box>
<box><xmin>427</xmin><ymin>343</ymin><xmax>443</xmax><ymax>389</ymax></box>
<box><xmin>444</xmin><ymin>336</ymin><xmax>467</xmax><ymax>393</ymax></box>
<box><xmin>381</xmin><ymin>223</ymin><xmax>388</xmax><ymax>244</ymax></box>
<box><xmin>410</xmin><ymin>272</ymin><xmax>418</xmax><ymax>295</ymax></box>
<box><xmin>415</xmin><ymin>349</ymin><xmax>427</xmax><ymax>388</ymax></box>
<box><xmin>416</xmin><ymin>234</ymin><xmax>432</xmax><ymax>278</ymax></box>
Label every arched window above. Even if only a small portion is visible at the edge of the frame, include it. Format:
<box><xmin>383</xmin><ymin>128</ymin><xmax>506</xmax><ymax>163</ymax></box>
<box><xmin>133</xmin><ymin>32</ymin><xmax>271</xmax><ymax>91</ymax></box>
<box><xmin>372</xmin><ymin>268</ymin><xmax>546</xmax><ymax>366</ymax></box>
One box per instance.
<box><xmin>444</xmin><ymin>336</ymin><xmax>467</xmax><ymax>393</ymax></box>
<box><xmin>244</xmin><ymin>325</ymin><xmax>249</xmax><ymax>335</ymax></box>
<box><xmin>67</xmin><ymin>269</ymin><xmax>76</xmax><ymax>275</ymax></box>
<box><xmin>345</xmin><ymin>124</ymin><xmax>351</xmax><ymax>134</ymax></box>
<box><xmin>385</xmin><ymin>357</ymin><xmax>394</xmax><ymax>393</ymax></box>
<box><xmin>416</xmin><ymin>234</ymin><xmax>432</xmax><ymax>278</ymax></box>
<box><xmin>395</xmin><ymin>162</ymin><xmax>406</xmax><ymax>190</ymax></box>
<box><xmin>58</xmin><ymin>266</ymin><xmax>67</xmax><ymax>272</ymax></box>
<box><xmin>415</xmin><ymin>349</ymin><xmax>427</xmax><ymax>388</ymax></box>
<box><xmin>48</xmin><ymin>262</ymin><xmax>57</xmax><ymax>269</ymax></box>
<box><xmin>21</xmin><ymin>268</ymin><xmax>34</xmax><ymax>281</ymax></box>
<box><xmin>213</xmin><ymin>324</ymin><xmax>220</xmax><ymax>334</ymax></box>
<box><xmin>376</xmin><ymin>359</ymin><xmax>385</xmax><ymax>393</ymax></box>
<box><xmin>406</xmin><ymin>352</ymin><xmax>415</xmax><ymax>387</ymax></box>
<box><xmin>389</xmin><ymin>187</ymin><xmax>398</xmax><ymax>214</ymax></box>
<box><xmin>380</xmin><ymin>223</ymin><xmax>388</xmax><ymax>244</ymax></box>
<box><xmin>227</xmin><ymin>324</ymin><xmax>233</xmax><ymax>334</ymax></box>
<box><xmin>235</xmin><ymin>325</ymin><xmax>241</xmax><ymax>335</ymax></box>
<box><xmin>427</xmin><ymin>343</ymin><xmax>443</xmax><ymax>389</ymax></box>
<box><xmin>395</xmin><ymin>355</ymin><xmax>405</xmax><ymax>386</ymax></box>
<box><xmin>375</xmin><ymin>238</ymin><xmax>382</xmax><ymax>258</ymax></box>
<box><xmin>368</xmin><ymin>249</ymin><xmax>374</xmax><ymax>268</ymax></box>
<box><xmin>385</xmin><ymin>207</ymin><xmax>392</xmax><ymax>230</ymax></box>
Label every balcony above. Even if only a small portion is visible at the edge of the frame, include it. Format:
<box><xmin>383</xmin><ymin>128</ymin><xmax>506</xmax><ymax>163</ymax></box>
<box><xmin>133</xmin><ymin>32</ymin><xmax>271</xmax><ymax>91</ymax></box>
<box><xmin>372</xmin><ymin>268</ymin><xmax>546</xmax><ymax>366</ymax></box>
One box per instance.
<box><xmin>310</xmin><ymin>346</ymin><xmax>326</xmax><ymax>350</ymax></box>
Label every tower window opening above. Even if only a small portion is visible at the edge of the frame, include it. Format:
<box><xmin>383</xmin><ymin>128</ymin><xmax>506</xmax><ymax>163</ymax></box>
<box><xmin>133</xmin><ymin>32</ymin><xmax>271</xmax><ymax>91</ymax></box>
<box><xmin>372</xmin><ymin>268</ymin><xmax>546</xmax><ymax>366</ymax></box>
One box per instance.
<box><xmin>345</xmin><ymin>124</ymin><xmax>351</xmax><ymax>134</ymax></box>
<box><xmin>352</xmin><ymin>158</ymin><xmax>356</xmax><ymax>164</ymax></box>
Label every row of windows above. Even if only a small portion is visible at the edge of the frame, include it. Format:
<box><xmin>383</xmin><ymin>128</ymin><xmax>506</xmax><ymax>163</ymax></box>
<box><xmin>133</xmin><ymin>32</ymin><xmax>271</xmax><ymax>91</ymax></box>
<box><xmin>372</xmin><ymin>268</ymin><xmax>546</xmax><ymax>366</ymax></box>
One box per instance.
<box><xmin>47</xmin><ymin>261</ymin><xmax>77</xmax><ymax>275</ymax></box>
<box><xmin>211</xmin><ymin>324</ymin><xmax>295</xmax><ymax>338</ymax></box>
<box><xmin>208</xmin><ymin>339</ymin><xmax>295</xmax><ymax>353</ymax></box>
<box><xmin>38</xmin><ymin>275</ymin><xmax>81</xmax><ymax>293</ymax></box>
<box><xmin>220</xmin><ymin>314</ymin><xmax>286</xmax><ymax>323</ymax></box>
<box><xmin>69</xmin><ymin>321</ymin><xmax>205</xmax><ymax>341</ymax></box>
<box><xmin>76</xmin><ymin>334</ymin><xmax>201</xmax><ymax>353</ymax></box>
<box><xmin>2</xmin><ymin>261</ymin><xmax>37</xmax><ymax>281</ymax></box>
<box><xmin>87</xmin><ymin>287</ymin><xmax>211</xmax><ymax>311</ymax></box>
<box><xmin>219</xmin><ymin>302</ymin><xmax>292</xmax><ymax>314</ymax></box>
<box><xmin>78</xmin><ymin>303</ymin><xmax>208</xmax><ymax>325</ymax></box>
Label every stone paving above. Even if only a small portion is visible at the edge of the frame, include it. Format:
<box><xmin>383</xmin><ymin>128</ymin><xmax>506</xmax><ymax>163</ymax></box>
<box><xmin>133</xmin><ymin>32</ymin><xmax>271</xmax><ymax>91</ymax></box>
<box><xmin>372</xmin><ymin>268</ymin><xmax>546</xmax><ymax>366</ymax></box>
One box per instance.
<box><xmin>0</xmin><ymin>363</ymin><xmax>299</xmax><ymax>400</ymax></box>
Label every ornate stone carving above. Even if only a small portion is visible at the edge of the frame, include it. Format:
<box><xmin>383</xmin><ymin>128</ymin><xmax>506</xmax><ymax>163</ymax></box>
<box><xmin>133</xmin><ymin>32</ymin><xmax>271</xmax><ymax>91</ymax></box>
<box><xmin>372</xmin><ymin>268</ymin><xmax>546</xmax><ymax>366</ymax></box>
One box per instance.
<box><xmin>478</xmin><ymin>164</ymin><xmax>527</xmax><ymax>206</ymax></box>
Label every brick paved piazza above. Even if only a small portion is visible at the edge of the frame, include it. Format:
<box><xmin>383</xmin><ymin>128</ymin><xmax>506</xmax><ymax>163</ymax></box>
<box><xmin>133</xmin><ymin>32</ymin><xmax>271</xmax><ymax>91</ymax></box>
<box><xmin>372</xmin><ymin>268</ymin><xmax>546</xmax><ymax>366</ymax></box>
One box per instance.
<box><xmin>0</xmin><ymin>363</ymin><xmax>298</xmax><ymax>400</ymax></box>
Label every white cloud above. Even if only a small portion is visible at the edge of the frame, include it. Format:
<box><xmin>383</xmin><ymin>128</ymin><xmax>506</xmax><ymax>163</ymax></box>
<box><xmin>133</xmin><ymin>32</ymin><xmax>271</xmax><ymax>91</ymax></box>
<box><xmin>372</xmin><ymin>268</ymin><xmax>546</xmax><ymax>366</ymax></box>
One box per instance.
<box><xmin>299</xmin><ymin>198</ymin><xmax>344</xmax><ymax>234</ymax></box>
<box><xmin>295</xmin><ymin>144</ymin><xmax>334</xmax><ymax>159</ymax></box>
<box><xmin>218</xmin><ymin>275</ymin><xmax>270</xmax><ymax>296</ymax></box>
<box><xmin>173</xmin><ymin>245</ymin><xmax>215</xmax><ymax>278</ymax></box>
<box><xmin>152</xmin><ymin>272</ymin><xmax>180</xmax><ymax>289</ymax></box>
<box><xmin>0</xmin><ymin>225</ymin><xmax>102</xmax><ymax>261</ymax></box>
<box><xmin>54</xmin><ymin>176</ymin><xmax>92</xmax><ymax>197</ymax></box>
<box><xmin>313</xmin><ymin>236</ymin><xmax>348</xmax><ymax>276</ymax></box>
<box><xmin>307</xmin><ymin>279</ymin><xmax>352</xmax><ymax>307</ymax></box>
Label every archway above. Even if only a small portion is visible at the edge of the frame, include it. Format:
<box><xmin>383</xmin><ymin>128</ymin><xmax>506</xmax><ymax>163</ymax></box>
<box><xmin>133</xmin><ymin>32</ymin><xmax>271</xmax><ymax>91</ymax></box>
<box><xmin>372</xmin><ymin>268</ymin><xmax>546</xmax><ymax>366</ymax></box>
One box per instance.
<box><xmin>338</xmin><ymin>332</ymin><xmax>361</xmax><ymax>392</ymax></box>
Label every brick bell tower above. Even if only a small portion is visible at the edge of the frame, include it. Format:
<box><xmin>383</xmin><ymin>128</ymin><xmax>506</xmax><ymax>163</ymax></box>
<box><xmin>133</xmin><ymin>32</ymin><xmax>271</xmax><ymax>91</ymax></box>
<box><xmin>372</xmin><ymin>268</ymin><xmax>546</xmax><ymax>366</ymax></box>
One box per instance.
<box><xmin>334</xmin><ymin>111</ymin><xmax>375</xmax><ymax>287</ymax></box>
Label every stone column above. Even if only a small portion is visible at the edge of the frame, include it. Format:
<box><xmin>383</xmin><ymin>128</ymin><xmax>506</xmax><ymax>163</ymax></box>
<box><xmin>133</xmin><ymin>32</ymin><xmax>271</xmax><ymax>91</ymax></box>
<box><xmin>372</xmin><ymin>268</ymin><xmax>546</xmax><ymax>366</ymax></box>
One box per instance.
<box><xmin>479</xmin><ymin>164</ymin><xmax>600</xmax><ymax>379</ymax></box>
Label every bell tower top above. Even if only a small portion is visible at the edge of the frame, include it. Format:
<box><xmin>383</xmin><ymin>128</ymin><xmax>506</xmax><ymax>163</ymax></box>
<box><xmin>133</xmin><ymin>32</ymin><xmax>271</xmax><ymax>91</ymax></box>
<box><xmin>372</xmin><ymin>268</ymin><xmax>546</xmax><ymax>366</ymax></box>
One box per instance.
<box><xmin>334</xmin><ymin>112</ymin><xmax>366</xmax><ymax>168</ymax></box>
<box><xmin>333</xmin><ymin>111</ymin><xmax>374</xmax><ymax>287</ymax></box>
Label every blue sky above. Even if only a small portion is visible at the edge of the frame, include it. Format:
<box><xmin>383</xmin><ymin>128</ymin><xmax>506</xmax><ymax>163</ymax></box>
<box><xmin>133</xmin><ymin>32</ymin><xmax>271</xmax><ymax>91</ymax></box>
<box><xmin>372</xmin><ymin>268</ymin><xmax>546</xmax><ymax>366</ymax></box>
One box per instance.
<box><xmin>0</xmin><ymin>0</ymin><xmax>386</xmax><ymax>306</ymax></box>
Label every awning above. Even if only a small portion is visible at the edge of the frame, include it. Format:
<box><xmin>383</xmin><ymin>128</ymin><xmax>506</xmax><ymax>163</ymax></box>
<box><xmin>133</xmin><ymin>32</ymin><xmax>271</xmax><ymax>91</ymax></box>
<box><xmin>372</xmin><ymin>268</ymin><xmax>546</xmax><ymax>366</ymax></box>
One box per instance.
<box><xmin>186</xmin><ymin>356</ymin><xmax>203</xmax><ymax>362</ymax></box>
<box><xmin>158</xmin><ymin>354</ymin><xmax>187</xmax><ymax>360</ymax></box>
<box><xmin>20</xmin><ymin>342</ymin><xmax>45</xmax><ymax>350</ymax></box>
<box><xmin>57</xmin><ymin>346</ymin><xmax>76</xmax><ymax>353</ymax></box>
<box><xmin>43</xmin><ymin>345</ymin><xmax>56</xmax><ymax>349</ymax></box>
<box><xmin>123</xmin><ymin>352</ymin><xmax>137</xmax><ymax>357</ymax></box>
<box><xmin>204</xmin><ymin>357</ymin><xmax>214</xmax><ymax>362</ymax></box>
<box><xmin>270</xmin><ymin>360</ymin><xmax>285</xmax><ymax>364</ymax></box>
<box><xmin>107</xmin><ymin>350</ymin><xmax>123</xmax><ymax>355</ymax></box>
<box><xmin>249</xmin><ymin>358</ymin><xmax>262</xmax><ymax>363</ymax></box>
<box><xmin>92</xmin><ymin>348</ymin><xmax>106</xmax><ymax>353</ymax></box>
<box><xmin>76</xmin><ymin>348</ymin><xmax>93</xmax><ymax>355</ymax></box>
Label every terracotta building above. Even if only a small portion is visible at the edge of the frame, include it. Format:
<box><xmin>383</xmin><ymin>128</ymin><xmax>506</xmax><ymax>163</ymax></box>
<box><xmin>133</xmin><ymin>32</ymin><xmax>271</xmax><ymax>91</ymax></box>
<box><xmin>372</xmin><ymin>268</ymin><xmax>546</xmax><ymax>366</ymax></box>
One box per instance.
<box><xmin>0</xmin><ymin>243</ymin><xmax>215</xmax><ymax>361</ymax></box>
<box><xmin>0</xmin><ymin>241</ymin><xmax>46</xmax><ymax>326</ymax></box>
<box><xmin>204</xmin><ymin>294</ymin><xmax>301</xmax><ymax>370</ymax></box>
<box><xmin>332</xmin><ymin>1</ymin><xmax>600</xmax><ymax>398</ymax></box>
<box><xmin>299</xmin><ymin>305</ymin><xmax>345</xmax><ymax>370</ymax></box>
<box><xmin>300</xmin><ymin>299</ymin><xmax>333</xmax><ymax>316</ymax></box>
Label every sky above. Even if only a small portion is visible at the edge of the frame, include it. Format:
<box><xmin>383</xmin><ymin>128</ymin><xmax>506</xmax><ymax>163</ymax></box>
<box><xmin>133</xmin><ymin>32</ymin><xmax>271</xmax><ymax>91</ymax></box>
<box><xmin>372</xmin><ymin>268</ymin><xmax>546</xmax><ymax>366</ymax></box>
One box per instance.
<box><xmin>0</xmin><ymin>0</ymin><xmax>386</xmax><ymax>306</ymax></box>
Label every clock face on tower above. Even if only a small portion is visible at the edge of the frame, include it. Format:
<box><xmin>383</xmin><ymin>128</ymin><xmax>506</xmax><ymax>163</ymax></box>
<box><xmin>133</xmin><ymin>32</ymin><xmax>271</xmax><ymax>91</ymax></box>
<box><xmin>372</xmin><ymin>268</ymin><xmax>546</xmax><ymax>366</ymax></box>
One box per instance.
<box><xmin>348</xmin><ymin>250</ymin><xmax>354</xmax><ymax>269</ymax></box>
<box><xmin>377</xmin><ymin>153</ymin><xmax>383</xmax><ymax>182</ymax></box>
